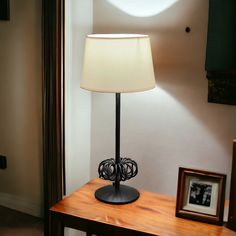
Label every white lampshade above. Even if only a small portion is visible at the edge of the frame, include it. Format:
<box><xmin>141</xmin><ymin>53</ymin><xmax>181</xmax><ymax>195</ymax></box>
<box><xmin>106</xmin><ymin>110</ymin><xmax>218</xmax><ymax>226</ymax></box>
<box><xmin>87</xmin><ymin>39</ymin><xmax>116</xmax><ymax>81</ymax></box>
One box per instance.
<box><xmin>80</xmin><ymin>34</ymin><xmax>156</xmax><ymax>93</ymax></box>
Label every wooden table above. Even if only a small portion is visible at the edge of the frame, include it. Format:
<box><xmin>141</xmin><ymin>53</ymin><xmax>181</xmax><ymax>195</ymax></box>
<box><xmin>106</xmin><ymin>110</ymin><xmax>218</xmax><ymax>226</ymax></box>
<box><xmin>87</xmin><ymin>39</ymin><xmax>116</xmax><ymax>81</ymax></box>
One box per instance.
<box><xmin>49</xmin><ymin>179</ymin><xmax>236</xmax><ymax>236</ymax></box>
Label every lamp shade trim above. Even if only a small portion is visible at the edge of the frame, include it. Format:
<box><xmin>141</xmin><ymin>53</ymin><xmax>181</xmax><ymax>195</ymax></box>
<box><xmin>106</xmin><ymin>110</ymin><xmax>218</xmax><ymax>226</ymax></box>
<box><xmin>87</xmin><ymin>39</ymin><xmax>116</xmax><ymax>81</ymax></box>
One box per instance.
<box><xmin>87</xmin><ymin>34</ymin><xmax>149</xmax><ymax>39</ymax></box>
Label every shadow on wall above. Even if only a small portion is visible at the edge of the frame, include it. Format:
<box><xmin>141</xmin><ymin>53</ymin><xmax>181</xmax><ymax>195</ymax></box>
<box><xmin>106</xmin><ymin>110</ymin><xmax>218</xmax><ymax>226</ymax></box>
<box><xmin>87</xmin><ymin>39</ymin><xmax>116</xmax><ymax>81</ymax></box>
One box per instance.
<box><xmin>97</xmin><ymin>0</ymin><xmax>236</xmax><ymax>153</ymax></box>
<box><xmin>92</xmin><ymin>0</ymin><xmax>236</xmax><ymax>196</ymax></box>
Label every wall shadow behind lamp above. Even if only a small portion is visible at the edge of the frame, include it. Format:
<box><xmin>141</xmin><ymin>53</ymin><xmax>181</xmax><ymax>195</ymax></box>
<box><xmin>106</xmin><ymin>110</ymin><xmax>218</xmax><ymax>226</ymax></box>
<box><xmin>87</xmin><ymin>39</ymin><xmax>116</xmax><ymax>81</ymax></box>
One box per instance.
<box><xmin>80</xmin><ymin>34</ymin><xmax>156</xmax><ymax>204</ymax></box>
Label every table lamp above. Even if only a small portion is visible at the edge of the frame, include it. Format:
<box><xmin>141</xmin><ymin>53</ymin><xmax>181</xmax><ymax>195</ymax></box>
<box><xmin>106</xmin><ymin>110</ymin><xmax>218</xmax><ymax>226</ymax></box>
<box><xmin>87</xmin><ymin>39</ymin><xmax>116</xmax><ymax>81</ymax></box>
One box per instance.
<box><xmin>81</xmin><ymin>34</ymin><xmax>156</xmax><ymax>204</ymax></box>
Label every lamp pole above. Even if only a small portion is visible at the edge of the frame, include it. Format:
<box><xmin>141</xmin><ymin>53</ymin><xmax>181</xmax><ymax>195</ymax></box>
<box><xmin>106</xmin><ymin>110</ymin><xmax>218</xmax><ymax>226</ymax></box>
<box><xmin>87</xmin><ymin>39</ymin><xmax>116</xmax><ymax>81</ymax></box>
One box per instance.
<box><xmin>115</xmin><ymin>93</ymin><xmax>121</xmax><ymax>190</ymax></box>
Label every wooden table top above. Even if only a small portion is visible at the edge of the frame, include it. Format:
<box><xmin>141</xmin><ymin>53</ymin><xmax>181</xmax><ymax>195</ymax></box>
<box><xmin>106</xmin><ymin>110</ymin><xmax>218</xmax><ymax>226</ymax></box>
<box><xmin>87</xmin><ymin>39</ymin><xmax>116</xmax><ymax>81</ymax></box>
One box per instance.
<box><xmin>50</xmin><ymin>179</ymin><xmax>236</xmax><ymax>236</ymax></box>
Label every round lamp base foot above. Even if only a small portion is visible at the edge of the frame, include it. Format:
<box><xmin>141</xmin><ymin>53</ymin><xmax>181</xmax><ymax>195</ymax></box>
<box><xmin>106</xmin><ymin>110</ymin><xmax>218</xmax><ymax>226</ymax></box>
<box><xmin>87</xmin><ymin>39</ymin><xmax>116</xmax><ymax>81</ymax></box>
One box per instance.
<box><xmin>95</xmin><ymin>185</ymin><xmax>140</xmax><ymax>204</ymax></box>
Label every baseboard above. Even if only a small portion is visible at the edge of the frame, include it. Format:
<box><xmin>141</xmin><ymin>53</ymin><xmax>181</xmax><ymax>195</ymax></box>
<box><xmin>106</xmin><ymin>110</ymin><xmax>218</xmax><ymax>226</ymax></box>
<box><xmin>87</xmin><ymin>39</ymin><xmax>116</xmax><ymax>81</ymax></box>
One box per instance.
<box><xmin>0</xmin><ymin>192</ymin><xmax>42</xmax><ymax>217</ymax></box>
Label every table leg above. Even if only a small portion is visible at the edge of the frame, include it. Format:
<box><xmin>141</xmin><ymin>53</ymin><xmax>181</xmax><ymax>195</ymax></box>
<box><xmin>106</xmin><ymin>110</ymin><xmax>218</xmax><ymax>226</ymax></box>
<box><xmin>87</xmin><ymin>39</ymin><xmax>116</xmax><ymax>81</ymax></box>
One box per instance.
<box><xmin>49</xmin><ymin>211</ymin><xmax>64</xmax><ymax>236</ymax></box>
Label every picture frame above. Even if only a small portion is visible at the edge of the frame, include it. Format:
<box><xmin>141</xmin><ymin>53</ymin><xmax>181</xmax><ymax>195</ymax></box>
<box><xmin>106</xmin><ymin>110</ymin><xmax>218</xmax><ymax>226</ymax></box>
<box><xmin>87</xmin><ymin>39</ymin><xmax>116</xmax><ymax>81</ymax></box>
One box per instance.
<box><xmin>176</xmin><ymin>167</ymin><xmax>226</xmax><ymax>225</ymax></box>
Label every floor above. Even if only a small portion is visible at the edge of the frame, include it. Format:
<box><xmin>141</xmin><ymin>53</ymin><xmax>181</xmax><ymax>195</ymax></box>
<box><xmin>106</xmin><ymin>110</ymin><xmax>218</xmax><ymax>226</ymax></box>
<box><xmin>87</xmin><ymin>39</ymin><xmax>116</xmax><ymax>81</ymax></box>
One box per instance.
<box><xmin>0</xmin><ymin>206</ymin><xmax>44</xmax><ymax>236</ymax></box>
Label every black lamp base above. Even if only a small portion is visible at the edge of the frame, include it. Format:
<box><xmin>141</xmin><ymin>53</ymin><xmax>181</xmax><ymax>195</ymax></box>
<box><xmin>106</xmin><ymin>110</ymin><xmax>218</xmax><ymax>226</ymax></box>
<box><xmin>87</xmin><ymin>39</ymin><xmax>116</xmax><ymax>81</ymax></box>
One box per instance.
<box><xmin>95</xmin><ymin>184</ymin><xmax>140</xmax><ymax>204</ymax></box>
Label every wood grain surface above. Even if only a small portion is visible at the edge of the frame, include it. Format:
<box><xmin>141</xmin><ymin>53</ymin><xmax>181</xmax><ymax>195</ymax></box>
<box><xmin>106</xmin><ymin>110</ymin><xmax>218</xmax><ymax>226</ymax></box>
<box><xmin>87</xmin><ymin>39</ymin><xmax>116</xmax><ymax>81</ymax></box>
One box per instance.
<box><xmin>50</xmin><ymin>179</ymin><xmax>236</xmax><ymax>236</ymax></box>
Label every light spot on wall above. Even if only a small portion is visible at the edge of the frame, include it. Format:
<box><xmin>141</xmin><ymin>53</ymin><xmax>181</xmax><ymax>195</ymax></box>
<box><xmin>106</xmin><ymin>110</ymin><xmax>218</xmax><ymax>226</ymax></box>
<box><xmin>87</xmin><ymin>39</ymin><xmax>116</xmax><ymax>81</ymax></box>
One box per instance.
<box><xmin>107</xmin><ymin>0</ymin><xmax>178</xmax><ymax>17</ymax></box>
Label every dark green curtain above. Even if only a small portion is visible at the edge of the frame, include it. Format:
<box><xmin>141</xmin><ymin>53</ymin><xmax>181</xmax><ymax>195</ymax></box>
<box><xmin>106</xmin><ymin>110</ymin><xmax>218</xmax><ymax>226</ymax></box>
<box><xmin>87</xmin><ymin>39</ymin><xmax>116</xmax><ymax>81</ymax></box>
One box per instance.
<box><xmin>205</xmin><ymin>0</ymin><xmax>236</xmax><ymax>105</ymax></box>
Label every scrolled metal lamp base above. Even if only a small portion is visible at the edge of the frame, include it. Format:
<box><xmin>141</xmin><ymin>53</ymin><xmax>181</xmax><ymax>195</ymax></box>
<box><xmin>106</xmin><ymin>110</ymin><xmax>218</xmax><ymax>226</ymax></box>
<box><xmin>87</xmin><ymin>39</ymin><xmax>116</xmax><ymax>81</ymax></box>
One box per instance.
<box><xmin>95</xmin><ymin>157</ymin><xmax>140</xmax><ymax>204</ymax></box>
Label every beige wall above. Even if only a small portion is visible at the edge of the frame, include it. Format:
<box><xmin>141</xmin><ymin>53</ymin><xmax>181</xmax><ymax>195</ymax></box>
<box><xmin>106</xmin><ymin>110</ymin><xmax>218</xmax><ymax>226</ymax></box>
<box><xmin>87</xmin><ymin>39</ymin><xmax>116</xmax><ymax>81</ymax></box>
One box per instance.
<box><xmin>91</xmin><ymin>0</ymin><xmax>236</xmax><ymax>198</ymax></box>
<box><xmin>0</xmin><ymin>0</ymin><xmax>43</xmax><ymax>216</ymax></box>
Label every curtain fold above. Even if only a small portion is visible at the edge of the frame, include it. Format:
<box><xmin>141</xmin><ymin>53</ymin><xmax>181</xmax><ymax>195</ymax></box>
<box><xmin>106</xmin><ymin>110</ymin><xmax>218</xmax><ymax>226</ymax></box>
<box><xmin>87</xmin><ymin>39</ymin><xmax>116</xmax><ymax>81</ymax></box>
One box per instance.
<box><xmin>205</xmin><ymin>0</ymin><xmax>236</xmax><ymax>105</ymax></box>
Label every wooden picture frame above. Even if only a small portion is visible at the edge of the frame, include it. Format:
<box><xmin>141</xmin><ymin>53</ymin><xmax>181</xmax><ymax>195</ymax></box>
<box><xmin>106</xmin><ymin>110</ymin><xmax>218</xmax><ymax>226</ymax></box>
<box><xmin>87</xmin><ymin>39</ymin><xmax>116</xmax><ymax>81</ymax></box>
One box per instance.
<box><xmin>176</xmin><ymin>167</ymin><xmax>226</xmax><ymax>225</ymax></box>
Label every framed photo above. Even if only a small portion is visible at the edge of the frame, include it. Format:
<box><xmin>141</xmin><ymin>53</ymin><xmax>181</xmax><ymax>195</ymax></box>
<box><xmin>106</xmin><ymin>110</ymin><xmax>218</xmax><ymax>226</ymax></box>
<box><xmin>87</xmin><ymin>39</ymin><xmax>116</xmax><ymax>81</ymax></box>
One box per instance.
<box><xmin>176</xmin><ymin>167</ymin><xmax>226</xmax><ymax>225</ymax></box>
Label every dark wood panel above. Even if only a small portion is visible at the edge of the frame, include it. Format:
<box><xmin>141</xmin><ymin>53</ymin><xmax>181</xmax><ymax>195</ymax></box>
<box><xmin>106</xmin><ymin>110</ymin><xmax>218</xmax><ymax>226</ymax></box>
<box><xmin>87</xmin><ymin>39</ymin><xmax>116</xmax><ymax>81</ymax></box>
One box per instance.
<box><xmin>42</xmin><ymin>0</ymin><xmax>65</xmax><ymax>235</ymax></box>
<box><xmin>228</xmin><ymin>140</ymin><xmax>236</xmax><ymax>231</ymax></box>
<box><xmin>0</xmin><ymin>0</ymin><xmax>10</xmax><ymax>20</ymax></box>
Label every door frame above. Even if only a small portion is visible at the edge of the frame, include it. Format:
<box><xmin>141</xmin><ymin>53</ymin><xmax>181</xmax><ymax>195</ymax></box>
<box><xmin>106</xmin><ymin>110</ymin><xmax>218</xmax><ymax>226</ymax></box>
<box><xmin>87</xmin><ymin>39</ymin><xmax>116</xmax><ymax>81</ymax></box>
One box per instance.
<box><xmin>42</xmin><ymin>0</ymin><xmax>65</xmax><ymax>235</ymax></box>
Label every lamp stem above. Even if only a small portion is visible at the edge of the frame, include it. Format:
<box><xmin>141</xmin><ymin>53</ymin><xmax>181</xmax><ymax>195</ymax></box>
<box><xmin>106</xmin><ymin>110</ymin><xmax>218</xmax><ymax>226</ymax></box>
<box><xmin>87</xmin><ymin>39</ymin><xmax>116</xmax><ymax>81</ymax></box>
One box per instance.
<box><xmin>95</xmin><ymin>92</ymin><xmax>139</xmax><ymax>204</ymax></box>
<box><xmin>115</xmin><ymin>93</ymin><xmax>121</xmax><ymax>189</ymax></box>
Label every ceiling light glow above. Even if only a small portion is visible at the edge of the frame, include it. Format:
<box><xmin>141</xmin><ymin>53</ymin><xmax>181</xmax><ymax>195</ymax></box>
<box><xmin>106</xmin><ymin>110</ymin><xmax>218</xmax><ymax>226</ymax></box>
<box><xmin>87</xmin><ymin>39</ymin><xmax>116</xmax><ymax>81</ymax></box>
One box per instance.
<box><xmin>107</xmin><ymin>0</ymin><xmax>179</xmax><ymax>17</ymax></box>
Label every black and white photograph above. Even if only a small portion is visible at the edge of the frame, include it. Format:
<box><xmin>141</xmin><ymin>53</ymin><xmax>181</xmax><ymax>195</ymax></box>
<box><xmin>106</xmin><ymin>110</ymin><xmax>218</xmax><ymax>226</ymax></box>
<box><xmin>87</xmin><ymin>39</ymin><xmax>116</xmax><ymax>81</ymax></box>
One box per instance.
<box><xmin>189</xmin><ymin>182</ymin><xmax>212</xmax><ymax>207</ymax></box>
<box><xmin>183</xmin><ymin>178</ymin><xmax>218</xmax><ymax>216</ymax></box>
